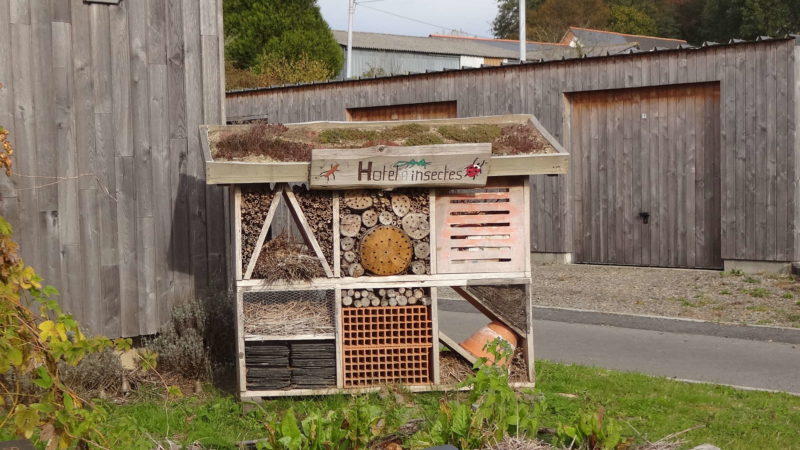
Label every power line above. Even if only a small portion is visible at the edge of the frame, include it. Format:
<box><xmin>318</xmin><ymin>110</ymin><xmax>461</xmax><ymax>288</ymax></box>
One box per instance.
<box><xmin>356</xmin><ymin>3</ymin><xmax>491</xmax><ymax>38</ymax></box>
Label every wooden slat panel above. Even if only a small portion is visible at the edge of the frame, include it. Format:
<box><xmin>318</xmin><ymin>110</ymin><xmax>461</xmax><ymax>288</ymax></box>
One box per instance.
<box><xmin>436</xmin><ymin>177</ymin><xmax>526</xmax><ymax>273</ymax></box>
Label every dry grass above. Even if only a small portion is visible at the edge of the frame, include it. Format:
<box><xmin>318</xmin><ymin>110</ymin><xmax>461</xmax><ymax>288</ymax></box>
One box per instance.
<box><xmin>252</xmin><ymin>233</ymin><xmax>325</xmax><ymax>283</ymax></box>
<box><xmin>492</xmin><ymin>124</ymin><xmax>549</xmax><ymax>155</ymax></box>
<box><xmin>211</xmin><ymin>122</ymin><xmax>555</xmax><ymax>162</ymax></box>
<box><xmin>243</xmin><ymin>296</ymin><xmax>334</xmax><ymax>336</ymax></box>
<box><xmin>214</xmin><ymin>123</ymin><xmax>313</xmax><ymax>162</ymax></box>
<box><xmin>483</xmin><ymin>437</ymin><xmax>552</xmax><ymax>450</ymax></box>
<box><xmin>439</xmin><ymin>352</ymin><xmax>475</xmax><ymax>385</ymax></box>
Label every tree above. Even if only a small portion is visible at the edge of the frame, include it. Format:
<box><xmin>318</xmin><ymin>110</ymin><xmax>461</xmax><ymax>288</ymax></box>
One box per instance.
<box><xmin>526</xmin><ymin>0</ymin><xmax>611</xmax><ymax>42</ymax></box>
<box><xmin>223</xmin><ymin>0</ymin><xmax>343</xmax><ymax>75</ymax></box>
<box><xmin>739</xmin><ymin>0</ymin><xmax>797</xmax><ymax>38</ymax></box>
<box><xmin>492</xmin><ymin>0</ymin><xmax>544</xmax><ymax>39</ymax></box>
<box><xmin>609</xmin><ymin>4</ymin><xmax>658</xmax><ymax>36</ymax></box>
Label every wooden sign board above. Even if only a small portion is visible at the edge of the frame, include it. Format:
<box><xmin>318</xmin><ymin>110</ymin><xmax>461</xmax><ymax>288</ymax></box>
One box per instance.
<box><xmin>309</xmin><ymin>143</ymin><xmax>491</xmax><ymax>190</ymax></box>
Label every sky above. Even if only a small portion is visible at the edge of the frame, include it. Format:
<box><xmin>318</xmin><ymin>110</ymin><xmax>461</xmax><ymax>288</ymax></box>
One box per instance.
<box><xmin>317</xmin><ymin>0</ymin><xmax>500</xmax><ymax>38</ymax></box>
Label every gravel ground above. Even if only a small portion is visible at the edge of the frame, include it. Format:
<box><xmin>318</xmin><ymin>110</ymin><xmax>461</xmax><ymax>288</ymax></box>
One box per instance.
<box><xmin>530</xmin><ymin>263</ymin><xmax>800</xmax><ymax>328</ymax></box>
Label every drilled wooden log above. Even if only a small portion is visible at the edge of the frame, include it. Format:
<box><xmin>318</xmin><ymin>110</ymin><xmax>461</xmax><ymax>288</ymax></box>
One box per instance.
<box><xmin>362</xmin><ymin>209</ymin><xmax>378</xmax><ymax>227</ymax></box>
<box><xmin>391</xmin><ymin>194</ymin><xmax>411</xmax><ymax>217</ymax></box>
<box><xmin>343</xmin><ymin>250</ymin><xmax>356</xmax><ymax>263</ymax></box>
<box><xmin>379</xmin><ymin>210</ymin><xmax>394</xmax><ymax>226</ymax></box>
<box><xmin>341</xmin><ymin>236</ymin><xmax>355</xmax><ymax>251</ymax></box>
<box><xmin>340</xmin><ymin>214</ymin><xmax>362</xmax><ymax>237</ymax></box>
<box><xmin>414</xmin><ymin>241</ymin><xmax>430</xmax><ymax>259</ymax></box>
<box><xmin>343</xmin><ymin>191</ymin><xmax>373</xmax><ymax>210</ymax></box>
<box><xmin>402</xmin><ymin>213</ymin><xmax>430</xmax><ymax>240</ymax></box>
<box><xmin>348</xmin><ymin>263</ymin><xmax>364</xmax><ymax>277</ymax></box>
<box><xmin>411</xmin><ymin>260</ymin><xmax>427</xmax><ymax>275</ymax></box>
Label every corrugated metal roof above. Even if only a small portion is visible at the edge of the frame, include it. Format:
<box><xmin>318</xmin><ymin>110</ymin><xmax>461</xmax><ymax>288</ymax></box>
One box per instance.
<box><xmin>565</xmin><ymin>27</ymin><xmax>687</xmax><ymax>51</ymax></box>
<box><xmin>332</xmin><ymin>30</ymin><xmax>565</xmax><ymax>59</ymax></box>
<box><xmin>227</xmin><ymin>35</ymin><xmax>795</xmax><ymax>95</ymax></box>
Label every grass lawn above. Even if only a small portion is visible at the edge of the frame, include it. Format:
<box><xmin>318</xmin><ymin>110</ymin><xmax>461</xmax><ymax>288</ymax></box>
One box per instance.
<box><xmin>96</xmin><ymin>360</ymin><xmax>800</xmax><ymax>449</ymax></box>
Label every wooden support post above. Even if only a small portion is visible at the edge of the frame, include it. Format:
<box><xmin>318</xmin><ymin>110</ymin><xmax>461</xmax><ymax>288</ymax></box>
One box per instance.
<box><xmin>429</xmin><ymin>188</ymin><xmax>437</xmax><ymax>275</ymax></box>
<box><xmin>236</xmin><ymin>289</ymin><xmax>247</xmax><ymax>396</ymax></box>
<box><xmin>283</xmin><ymin>187</ymin><xmax>335</xmax><ymax>278</ymax></box>
<box><xmin>244</xmin><ymin>188</ymin><xmax>283</xmax><ymax>279</ymax></box>
<box><xmin>233</xmin><ymin>186</ymin><xmax>243</xmax><ymax>281</ymax></box>
<box><xmin>335</xmin><ymin>288</ymin><xmax>344</xmax><ymax>388</ymax></box>
<box><xmin>333</xmin><ymin>193</ymin><xmax>341</xmax><ymax>278</ymax></box>
<box><xmin>451</xmin><ymin>286</ymin><xmax>527</xmax><ymax>337</ymax></box>
<box><xmin>431</xmin><ymin>287</ymin><xmax>440</xmax><ymax>384</ymax></box>
<box><xmin>523</xmin><ymin>281</ymin><xmax>535</xmax><ymax>383</ymax></box>
<box><xmin>438</xmin><ymin>331</ymin><xmax>477</xmax><ymax>365</ymax></box>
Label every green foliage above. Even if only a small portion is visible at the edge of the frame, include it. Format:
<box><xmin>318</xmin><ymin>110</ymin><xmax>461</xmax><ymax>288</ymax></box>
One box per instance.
<box><xmin>609</xmin><ymin>4</ymin><xmax>658</xmax><ymax>36</ymax></box>
<box><xmin>318</xmin><ymin>128</ymin><xmax>379</xmax><ymax>145</ymax></box>
<box><xmin>437</xmin><ymin>124</ymin><xmax>503</xmax><ymax>143</ymax></box>
<box><xmin>404</xmin><ymin>132</ymin><xmax>445</xmax><ymax>146</ymax></box>
<box><xmin>253</xmin><ymin>395</ymin><xmax>388</xmax><ymax>450</ymax></box>
<box><xmin>0</xmin><ymin>215</ymin><xmax>130</xmax><ymax>448</ymax></box>
<box><xmin>527</xmin><ymin>0</ymin><xmax>611</xmax><ymax>42</ymax></box>
<box><xmin>745</xmin><ymin>288</ymin><xmax>770</xmax><ymax>298</ymax></box>
<box><xmin>492</xmin><ymin>0</ymin><xmax>545</xmax><ymax>38</ymax></box>
<box><xmin>556</xmin><ymin>407</ymin><xmax>631</xmax><ymax>450</ymax></box>
<box><xmin>226</xmin><ymin>56</ymin><xmax>335</xmax><ymax>90</ymax></box>
<box><xmin>224</xmin><ymin>0</ymin><xmax>343</xmax><ymax>76</ymax></box>
<box><xmin>145</xmin><ymin>298</ymin><xmax>211</xmax><ymax>380</ymax></box>
<box><xmin>361</xmin><ymin>65</ymin><xmax>388</xmax><ymax>78</ymax></box>
<box><xmin>493</xmin><ymin>0</ymin><xmax>800</xmax><ymax>46</ymax></box>
<box><xmin>411</xmin><ymin>338</ymin><xmax>545</xmax><ymax>448</ymax></box>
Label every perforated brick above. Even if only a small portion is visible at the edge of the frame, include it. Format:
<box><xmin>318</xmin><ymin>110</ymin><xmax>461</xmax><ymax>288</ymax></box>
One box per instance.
<box><xmin>341</xmin><ymin>305</ymin><xmax>433</xmax><ymax>386</ymax></box>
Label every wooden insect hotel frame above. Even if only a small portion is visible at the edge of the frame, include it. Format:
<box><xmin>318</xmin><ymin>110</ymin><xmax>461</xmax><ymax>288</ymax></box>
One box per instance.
<box><xmin>201</xmin><ymin>115</ymin><xmax>569</xmax><ymax>399</ymax></box>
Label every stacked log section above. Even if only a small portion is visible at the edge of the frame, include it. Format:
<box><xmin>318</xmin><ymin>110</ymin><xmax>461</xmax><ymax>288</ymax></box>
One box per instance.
<box><xmin>339</xmin><ymin>189</ymin><xmax>431</xmax><ymax>276</ymax></box>
<box><xmin>240</xmin><ymin>184</ymin><xmax>275</xmax><ymax>274</ymax></box>
<box><xmin>292</xmin><ymin>186</ymin><xmax>334</xmax><ymax>266</ymax></box>
<box><xmin>341</xmin><ymin>287</ymin><xmax>431</xmax><ymax>307</ymax></box>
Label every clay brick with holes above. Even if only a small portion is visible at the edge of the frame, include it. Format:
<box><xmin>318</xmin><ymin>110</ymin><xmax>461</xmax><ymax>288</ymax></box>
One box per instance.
<box><xmin>341</xmin><ymin>305</ymin><xmax>433</xmax><ymax>386</ymax></box>
<box><xmin>435</xmin><ymin>177</ymin><xmax>526</xmax><ymax>273</ymax></box>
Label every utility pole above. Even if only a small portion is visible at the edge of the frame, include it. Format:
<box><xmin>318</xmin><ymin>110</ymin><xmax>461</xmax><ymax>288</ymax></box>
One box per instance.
<box><xmin>346</xmin><ymin>0</ymin><xmax>355</xmax><ymax>78</ymax></box>
<box><xmin>519</xmin><ymin>0</ymin><xmax>526</xmax><ymax>61</ymax></box>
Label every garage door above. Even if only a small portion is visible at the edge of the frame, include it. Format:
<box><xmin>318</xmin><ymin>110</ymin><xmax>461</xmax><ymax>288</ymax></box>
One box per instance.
<box><xmin>568</xmin><ymin>83</ymin><xmax>722</xmax><ymax>268</ymax></box>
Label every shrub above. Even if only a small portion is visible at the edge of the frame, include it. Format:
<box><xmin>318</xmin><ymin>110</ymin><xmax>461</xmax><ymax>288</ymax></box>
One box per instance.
<box><xmin>145</xmin><ymin>298</ymin><xmax>210</xmax><ymax>380</ymax></box>
<box><xmin>60</xmin><ymin>348</ymin><xmax>123</xmax><ymax>397</ymax></box>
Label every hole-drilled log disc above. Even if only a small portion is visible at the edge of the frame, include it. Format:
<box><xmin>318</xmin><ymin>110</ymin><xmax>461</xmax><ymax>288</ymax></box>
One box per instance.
<box><xmin>359</xmin><ymin>226</ymin><xmax>413</xmax><ymax>275</ymax></box>
<box><xmin>340</xmin><ymin>214</ymin><xmax>361</xmax><ymax>237</ymax></box>
<box><xmin>391</xmin><ymin>194</ymin><xmax>411</xmax><ymax>217</ymax></box>
<box><xmin>361</xmin><ymin>209</ymin><xmax>378</xmax><ymax>227</ymax></box>
<box><xmin>341</xmin><ymin>236</ymin><xmax>355</xmax><ymax>251</ymax></box>
<box><xmin>401</xmin><ymin>213</ymin><xmax>430</xmax><ymax>239</ymax></box>
<box><xmin>343</xmin><ymin>191</ymin><xmax>373</xmax><ymax>210</ymax></box>
<box><xmin>379</xmin><ymin>211</ymin><xmax>394</xmax><ymax>225</ymax></box>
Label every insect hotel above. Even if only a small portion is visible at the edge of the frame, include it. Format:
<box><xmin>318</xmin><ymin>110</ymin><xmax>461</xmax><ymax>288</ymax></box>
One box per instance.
<box><xmin>201</xmin><ymin>115</ymin><xmax>569</xmax><ymax>399</ymax></box>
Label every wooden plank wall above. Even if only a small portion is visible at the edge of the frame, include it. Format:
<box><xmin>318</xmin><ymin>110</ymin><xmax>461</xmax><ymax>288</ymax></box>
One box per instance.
<box><xmin>0</xmin><ymin>0</ymin><xmax>226</xmax><ymax>337</ymax></box>
<box><xmin>227</xmin><ymin>39</ymin><xmax>799</xmax><ymax>264</ymax></box>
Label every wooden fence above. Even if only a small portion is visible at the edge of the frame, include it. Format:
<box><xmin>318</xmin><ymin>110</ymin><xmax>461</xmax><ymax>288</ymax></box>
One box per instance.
<box><xmin>227</xmin><ymin>38</ymin><xmax>800</xmax><ymax>267</ymax></box>
<box><xmin>0</xmin><ymin>0</ymin><xmax>226</xmax><ymax>337</ymax></box>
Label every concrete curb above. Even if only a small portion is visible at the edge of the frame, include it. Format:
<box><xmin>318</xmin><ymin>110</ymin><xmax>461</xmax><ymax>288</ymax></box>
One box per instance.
<box><xmin>437</xmin><ymin>299</ymin><xmax>800</xmax><ymax>345</ymax></box>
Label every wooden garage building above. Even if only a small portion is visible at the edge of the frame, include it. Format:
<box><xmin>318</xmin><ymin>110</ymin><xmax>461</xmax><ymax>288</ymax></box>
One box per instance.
<box><xmin>226</xmin><ymin>37</ymin><xmax>800</xmax><ymax>272</ymax></box>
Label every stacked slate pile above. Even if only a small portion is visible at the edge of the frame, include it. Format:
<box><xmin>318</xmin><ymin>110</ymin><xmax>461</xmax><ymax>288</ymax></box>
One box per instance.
<box><xmin>245</xmin><ymin>340</ymin><xmax>336</xmax><ymax>390</ymax></box>
<box><xmin>290</xmin><ymin>341</ymin><xmax>336</xmax><ymax>388</ymax></box>
<box><xmin>245</xmin><ymin>342</ymin><xmax>291</xmax><ymax>390</ymax></box>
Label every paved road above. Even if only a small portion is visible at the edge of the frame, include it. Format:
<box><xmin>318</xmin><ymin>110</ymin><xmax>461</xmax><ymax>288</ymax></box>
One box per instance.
<box><xmin>439</xmin><ymin>309</ymin><xmax>800</xmax><ymax>394</ymax></box>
